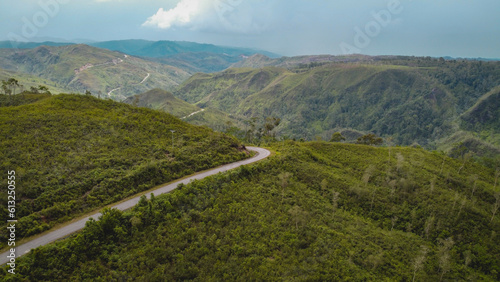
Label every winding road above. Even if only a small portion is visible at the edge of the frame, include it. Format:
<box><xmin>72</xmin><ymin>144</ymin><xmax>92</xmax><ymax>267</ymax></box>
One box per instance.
<box><xmin>107</xmin><ymin>72</ymin><xmax>150</xmax><ymax>98</ymax></box>
<box><xmin>1</xmin><ymin>147</ymin><xmax>270</xmax><ymax>265</ymax></box>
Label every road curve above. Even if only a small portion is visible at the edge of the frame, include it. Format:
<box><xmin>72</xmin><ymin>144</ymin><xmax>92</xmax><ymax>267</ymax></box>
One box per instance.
<box><xmin>1</xmin><ymin>147</ymin><xmax>270</xmax><ymax>265</ymax></box>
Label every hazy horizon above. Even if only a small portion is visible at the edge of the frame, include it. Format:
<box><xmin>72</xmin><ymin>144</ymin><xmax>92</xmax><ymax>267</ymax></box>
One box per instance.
<box><xmin>1</xmin><ymin>0</ymin><xmax>499</xmax><ymax>58</ymax></box>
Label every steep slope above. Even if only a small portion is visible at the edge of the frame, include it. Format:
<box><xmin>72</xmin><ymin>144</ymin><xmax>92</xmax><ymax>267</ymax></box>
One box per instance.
<box><xmin>123</xmin><ymin>88</ymin><xmax>199</xmax><ymax>118</ymax></box>
<box><xmin>0</xmin><ymin>93</ymin><xmax>248</xmax><ymax>245</ymax></box>
<box><xmin>461</xmin><ymin>86</ymin><xmax>500</xmax><ymax>142</ymax></box>
<box><xmin>0</xmin><ymin>44</ymin><xmax>190</xmax><ymax>100</ymax></box>
<box><xmin>175</xmin><ymin>58</ymin><xmax>500</xmax><ymax>149</ymax></box>
<box><xmin>5</xmin><ymin>142</ymin><xmax>499</xmax><ymax>280</ymax></box>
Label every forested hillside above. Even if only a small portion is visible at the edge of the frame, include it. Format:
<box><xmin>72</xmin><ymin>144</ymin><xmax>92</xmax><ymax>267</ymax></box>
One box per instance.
<box><xmin>0</xmin><ymin>45</ymin><xmax>190</xmax><ymax>100</ymax></box>
<box><xmin>0</xmin><ymin>93</ymin><xmax>248</xmax><ymax>246</ymax></box>
<box><xmin>3</xmin><ymin>142</ymin><xmax>499</xmax><ymax>281</ymax></box>
<box><xmin>174</xmin><ymin>57</ymin><xmax>500</xmax><ymax>153</ymax></box>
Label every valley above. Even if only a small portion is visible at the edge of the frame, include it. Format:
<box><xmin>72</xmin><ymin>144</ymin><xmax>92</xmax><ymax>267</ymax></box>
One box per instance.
<box><xmin>0</xmin><ymin>40</ymin><xmax>499</xmax><ymax>280</ymax></box>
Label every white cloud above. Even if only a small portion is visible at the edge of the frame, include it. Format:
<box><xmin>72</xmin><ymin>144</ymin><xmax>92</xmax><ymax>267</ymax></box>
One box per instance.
<box><xmin>142</xmin><ymin>0</ymin><xmax>270</xmax><ymax>34</ymax></box>
<box><xmin>143</xmin><ymin>0</ymin><xmax>210</xmax><ymax>29</ymax></box>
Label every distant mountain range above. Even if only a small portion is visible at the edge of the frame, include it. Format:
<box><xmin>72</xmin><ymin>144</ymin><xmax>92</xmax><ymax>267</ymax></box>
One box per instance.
<box><xmin>88</xmin><ymin>39</ymin><xmax>280</xmax><ymax>59</ymax></box>
<box><xmin>0</xmin><ymin>40</ymin><xmax>281</xmax><ymax>73</ymax></box>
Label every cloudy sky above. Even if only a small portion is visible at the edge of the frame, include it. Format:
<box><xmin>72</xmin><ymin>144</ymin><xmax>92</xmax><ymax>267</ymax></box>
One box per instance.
<box><xmin>1</xmin><ymin>0</ymin><xmax>499</xmax><ymax>58</ymax></box>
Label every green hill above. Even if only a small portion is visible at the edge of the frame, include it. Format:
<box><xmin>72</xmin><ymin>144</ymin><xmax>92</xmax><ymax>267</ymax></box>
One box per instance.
<box><xmin>5</xmin><ymin>142</ymin><xmax>499</xmax><ymax>280</ymax></box>
<box><xmin>123</xmin><ymin>88</ymin><xmax>199</xmax><ymax>118</ymax></box>
<box><xmin>124</xmin><ymin>88</ymin><xmax>246</xmax><ymax>133</ymax></box>
<box><xmin>174</xmin><ymin>57</ymin><xmax>500</xmax><ymax>152</ymax></box>
<box><xmin>0</xmin><ymin>93</ymin><xmax>248</xmax><ymax>245</ymax></box>
<box><xmin>0</xmin><ymin>45</ymin><xmax>190</xmax><ymax>100</ymax></box>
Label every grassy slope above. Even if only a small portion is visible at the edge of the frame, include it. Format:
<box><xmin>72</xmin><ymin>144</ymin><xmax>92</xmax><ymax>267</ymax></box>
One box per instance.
<box><xmin>4</xmin><ymin>142</ymin><xmax>499</xmax><ymax>280</ymax></box>
<box><xmin>0</xmin><ymin>93</ymin><xmax>248</xmax><ymax>245</ymax></box>
<box><xmin>0</xmin><ymin>45</ymin><xmax>190</xmax><ymax>100</ymax></box>
<box><xmin>122</xmin><ymin>88</ymin><xmax>200</xmax><ymax>118</ymax></box>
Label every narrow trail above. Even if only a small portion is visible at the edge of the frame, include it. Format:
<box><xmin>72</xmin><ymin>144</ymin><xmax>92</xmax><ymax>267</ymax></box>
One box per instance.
<box><xmin>107</xmin><ymin>72</ymin><xmax>150</xmax><ymax>98</ymax></box>
<box><xmin>0</xmin><ymin>147</ymin><xmax>271</xmax><ymax>265</ymax></box>
<box><xmin>181</xmin><ymin>108</ymin><xmax>205</xmax><ymax>119</ymax></box>
<box><xmin>139</xmin><ymin>73</ymin><xmax>150</xmax><ymax>84</ymax></box>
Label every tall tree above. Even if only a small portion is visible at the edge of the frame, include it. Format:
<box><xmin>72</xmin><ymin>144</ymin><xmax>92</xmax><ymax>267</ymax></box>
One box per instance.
<box><xmin>1</xmin><ymin>80</ymin><xmax>10</xmax><ymax>95</ymax></box>
<box><xmin>357</xmin><ymin>133</ymin><xmax>383</xmax><ymax>146</ymax></box>
<box><xmin>330</xmin><ymin>132</ymin><xmax>346</xmax><ymax>142</ymax></box>
<box><xmin>7</xmin><ymin>78</ymin><xmax>20</xmax><ymax>95</ymax></box>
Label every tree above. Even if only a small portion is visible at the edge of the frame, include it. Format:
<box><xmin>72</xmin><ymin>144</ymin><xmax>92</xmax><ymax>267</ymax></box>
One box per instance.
<box><xmin>492</xmin><ymin>192</ymin><xmax>500</xmax><ymax>223</ymax></box>
<box><xmin>263</xmin><ymin>117</ymin><xmax>281</xmax><ymax>137</ymax></box>
<box><xmin>85</xmin><ymin>90</ymin><xmax>92</xmax><ymax>96</ymax></box>
<box><xmin>288</xmin><ymin>205</ymin><xmax>307</xmax><ymax>230</ymax></box>
<box><xmin>7</xmin><ymin>78</ymin><xmax>20</xmax><ymax>95</ymax></box>
<box><xmin>412</xmin><ymin>245</ymin><xmax>429</xmax><ymax>282</ymax></box>
<box><xmin>356</xmin><ymin>134</ymin><xmax>383</xmax><ymax>146</ymax></box>
<box><xmin>278</xmin><ymin>172</ymin><xmax>292</xmax><ymax>203</ymax></box>
<box><xmin>30</xmin><ymin>86</ymin><xmax>40</xmax><ymax>94</ymax></box>
<box><xmin>330</xmin><ymin>132</ymin><xmax>346</xmax><ymax>142</ymax></box>
<box><xmin>132</xmin><ymin>95</ymin><xmax>139</xmax><ymax>107</ymax></box>
<box><xmin>38</xmin><ymin>85</ymin><xmax>50</xmax><ymax>94</ymax></box>
<box><xmin>1</xmin><ymin>80</ymin><xmax>11</xmax><ymax>95</ymax></box>
<box><xmin>438</xmin><ymin>237</ymin><xmax>454</xmax><ymax>281</ymax></box>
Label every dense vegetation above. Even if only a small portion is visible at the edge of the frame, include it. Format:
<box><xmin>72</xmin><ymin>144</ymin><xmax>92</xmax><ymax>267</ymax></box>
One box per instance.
<box><xmin>174</xmin><ymin>57</ymin><xmax>500</xmax><ymax>154</ymax></box>
<box><xmin>0</xmin><ymin>93</ymin><xmax>248</xmax><ymax>246</ymax></box>
<box><xmin>461</xmin><ymin>86</ymin><xmax>500</xmax><ymax>146</ymax></box>
<box><xmin>4</xmin><ymin>142</ymin><xmax>499</xmax><ymax>281</ymax></box>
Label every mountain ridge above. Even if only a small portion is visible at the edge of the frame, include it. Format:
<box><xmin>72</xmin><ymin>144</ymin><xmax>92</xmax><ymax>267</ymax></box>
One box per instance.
<box><xmin>0</xmin><ymin>44</ymin><xmax>190</xmax><ymax>100</ymax></box>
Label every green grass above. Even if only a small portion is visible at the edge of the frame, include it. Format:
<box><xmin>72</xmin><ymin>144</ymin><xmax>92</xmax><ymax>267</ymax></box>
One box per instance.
<box><xmin>0</xmin><ymin>93</ymin><xmax>248</xmax><ymax>246</ymax></box>
<box><xmin>3</xmin><ymin>141</ymin><xmax>499</xmax><ymax>280</ymax></box>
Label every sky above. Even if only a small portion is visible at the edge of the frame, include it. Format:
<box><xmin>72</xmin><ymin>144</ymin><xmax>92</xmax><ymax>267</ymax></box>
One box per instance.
<box><xmin>0</xmin><ymin>0</ymin><xmax>499</xmax><ymax>58</ymax></box>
